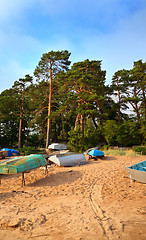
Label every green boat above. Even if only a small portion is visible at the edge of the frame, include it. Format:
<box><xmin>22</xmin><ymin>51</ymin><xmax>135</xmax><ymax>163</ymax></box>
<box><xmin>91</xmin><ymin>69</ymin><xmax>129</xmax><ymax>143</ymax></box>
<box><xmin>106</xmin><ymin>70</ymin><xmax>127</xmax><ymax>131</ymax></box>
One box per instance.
<box><xmin>0</xmin><ymin>154</ymin><xmax>47</xmax><ymax>174</ymax></box>
<box><xmin>0</xmin><ymin>154</ymin><xmax>48</xmax><ymax>186</ymax></box>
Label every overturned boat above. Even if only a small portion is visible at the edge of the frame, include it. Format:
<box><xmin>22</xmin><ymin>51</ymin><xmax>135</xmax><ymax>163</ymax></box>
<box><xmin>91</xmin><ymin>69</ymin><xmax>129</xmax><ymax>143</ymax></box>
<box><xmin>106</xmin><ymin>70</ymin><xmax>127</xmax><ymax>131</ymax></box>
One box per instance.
<box><xmin>48</xmin><ymin>143</ymin><xmax>67</xmax><ymax>150</ymax></box>
<box><xmin>0</xmin><ymin>154</ymin><xmax>47</xmax><ymax>174</ymax></box>
<box><xmin>0</xmin><ymin>148</ymin><xmax>20</xmax><ymax>158</ymax></box>
<box><xmin>48</xmin><ymin>153</ymin><xmax>86</xmax><ymax>167</ymax></box>
<box><xmin>88</xmin><ymin>149</ymin><xmax>104</xmax><ymax>158</ymax></box>
<box><xmin>0</xmin><ymin>154</ymin><xmax>48</xmax><ymax>186</ymax></box>
<box><xmin>127</xmin><ymin>161</ymin><xmax>146</xmax><ymax>183</ymax></box>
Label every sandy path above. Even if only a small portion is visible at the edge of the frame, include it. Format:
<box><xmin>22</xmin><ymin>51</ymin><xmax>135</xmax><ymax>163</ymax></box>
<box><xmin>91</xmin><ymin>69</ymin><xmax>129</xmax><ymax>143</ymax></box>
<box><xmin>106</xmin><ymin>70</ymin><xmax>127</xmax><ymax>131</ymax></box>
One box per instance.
<box><xmin>0</xmin><ymin>155</ymin><xmax>146</xmax><ymax>240</ymax></box>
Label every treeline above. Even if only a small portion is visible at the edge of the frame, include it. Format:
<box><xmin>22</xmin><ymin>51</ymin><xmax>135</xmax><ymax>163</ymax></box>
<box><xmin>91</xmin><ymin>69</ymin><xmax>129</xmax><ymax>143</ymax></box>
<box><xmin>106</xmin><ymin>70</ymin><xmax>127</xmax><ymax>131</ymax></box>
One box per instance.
<box><xmin>0</xmin><ymin>50</ymin><xmax>145</xmax><ymax>152</ymax></box>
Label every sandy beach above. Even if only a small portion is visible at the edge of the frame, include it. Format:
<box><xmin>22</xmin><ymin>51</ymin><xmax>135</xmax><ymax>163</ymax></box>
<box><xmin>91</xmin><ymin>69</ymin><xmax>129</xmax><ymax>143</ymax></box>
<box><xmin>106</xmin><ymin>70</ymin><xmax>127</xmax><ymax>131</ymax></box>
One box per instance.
<box><xmin>0</xmin><ymin>155</ymin><xmax>146</xmax><ymax>240</ymax></box>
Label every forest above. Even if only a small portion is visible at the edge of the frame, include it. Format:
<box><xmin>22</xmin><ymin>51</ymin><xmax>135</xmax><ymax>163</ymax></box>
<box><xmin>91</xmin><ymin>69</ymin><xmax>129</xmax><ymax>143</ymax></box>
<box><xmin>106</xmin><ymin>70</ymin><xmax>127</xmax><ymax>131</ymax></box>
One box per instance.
<box><xmin>0</xmin><ymin>50</ymin><xmax>145</xmax><ymax>152</ymax></box>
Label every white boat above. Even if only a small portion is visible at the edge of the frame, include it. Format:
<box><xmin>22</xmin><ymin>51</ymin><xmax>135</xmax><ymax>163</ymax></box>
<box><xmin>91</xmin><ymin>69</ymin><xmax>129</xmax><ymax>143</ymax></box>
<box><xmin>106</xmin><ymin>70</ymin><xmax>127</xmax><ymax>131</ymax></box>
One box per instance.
<box><xmin>48</xmin><ymin>153</ymin><xmax>87</xmax><ymax>167</ymax></box>
<box><xmin>48</xmin><ymin>143</ymin><xmax>67</xmax><ymax>150</ymax></box>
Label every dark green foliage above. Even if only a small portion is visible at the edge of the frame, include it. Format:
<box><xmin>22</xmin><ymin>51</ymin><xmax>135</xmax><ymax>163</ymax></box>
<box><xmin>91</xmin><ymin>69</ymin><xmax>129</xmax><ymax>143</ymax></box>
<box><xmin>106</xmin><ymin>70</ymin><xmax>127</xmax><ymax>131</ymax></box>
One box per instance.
<box><xmin>34</xmin><ymin>50</ymin><xmax>71</xmax><ymax>81</ymax></box>
<box><xmin>101</xmin><ymin>145</ymin><xmax>109</xmax><ymax>150</ymax></box>
<box><xmin>102</xmin><ymin>120</ymin><xmax>142</xmax><ymax>147</ymax></box>
<box><xmin>18</xmin><ymin>146</ymin><xmax>45</xmax><ymax>156</ymax></box>
<box><xmin>0</xmin><ymin>89</ymin><xmax>20</xmax><ymax>147</ymax></box>
<box><xmin>139</xmin><ymin>121</ymin><xmax>146</xmax><ymax>145</ymax></box>
<box><xmin>34</xmin><ymin>50</ymin><xmax>71</xmax><ymax>148</ymax></box>
<box><xmin>117</xmin><ymin>121</ymin><xmax>140</xmax><ymax>147</ymax></box>
<box><xmin>12</xmin><ymin>75</ymin><xmax>33</xmax><ymax>148</ymax></box>
<box><xmin>111</xmin><ymin>69</ymin><xmax>130</xmax><ymax>123</ymax></box>
<box><xmin>133</xmin><ymin>146</ymin><xmax>146</xmax><ymax>155</ymax></box>
<box><xmin>25</xmin><ymin>134</ymin><xmax>40</xmax><ymax>147</ymax></box>
<box><xmin>102</xmin><ymin>120</ymin><xmax>118</xmax><ymax>146</ymax></box>
<box><xmin>0</xmin><ymin>55</ymin><xmax>145</xmax><ymax>151</ymax></box>
<box><xmin>68</xmin><ymin>126</ymin><xmax>99</xmax><ymax>153</ymax></box>
<box><xmin>55</xmin><ymin>59</ymin><xmax>108</xmax><ymax>122</ymax></box>
<box><xmin>123</xmin><ymin>60</ymin><xmax>146</xmax><ymax>122</ymax></box>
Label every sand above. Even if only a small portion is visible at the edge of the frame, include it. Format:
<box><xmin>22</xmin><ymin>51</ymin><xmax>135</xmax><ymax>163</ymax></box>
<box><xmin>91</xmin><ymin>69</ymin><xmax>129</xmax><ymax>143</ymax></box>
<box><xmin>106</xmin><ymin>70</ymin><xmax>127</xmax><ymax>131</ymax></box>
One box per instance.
<box><xmin>0</xmin><ymin>155</ymin><xmax>146</xmax><ymax>240</ymax></box>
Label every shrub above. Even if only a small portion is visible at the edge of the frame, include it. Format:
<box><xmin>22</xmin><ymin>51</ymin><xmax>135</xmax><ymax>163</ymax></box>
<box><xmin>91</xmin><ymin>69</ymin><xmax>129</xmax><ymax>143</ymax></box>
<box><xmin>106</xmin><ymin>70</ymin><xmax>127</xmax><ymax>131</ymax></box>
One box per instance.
<box><xmin>102</xmin><ymin>120</ymin><xmax>118</xmax><ymax>145</ymax></box>
<box><xmin>101</xmin><ymin>145</ymin><xmax>109</xmax><ymax>150</ymax></box>
<box><xmin>117</xmin><ymin>121</ymin><xmax>140</xmax><ymax>147</ymax></box>
<box><xmin>18</xmin><ymin>146</ymin><xmax>44</xmax><ymax>155</ymax></box>
<box><xmin>133</xmin><ymin>146</ymin><xmax>146</xmax><ymax>155</ymax></box>
<box><xmin>68</xmin><ymin>127</ymin><xmax>99</xmax><ymax>153</ymax></box>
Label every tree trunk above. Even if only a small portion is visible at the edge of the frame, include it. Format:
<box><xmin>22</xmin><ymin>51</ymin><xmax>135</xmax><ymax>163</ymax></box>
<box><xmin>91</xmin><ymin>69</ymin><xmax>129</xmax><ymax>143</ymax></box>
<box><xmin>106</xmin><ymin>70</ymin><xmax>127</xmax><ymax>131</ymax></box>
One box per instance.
<box><xmin>18</xmin><ymin>116</ymin><xmax>22</xmax><ymax>148</ymax></box>
<box><xmin>61</xmin><ymin>114</ymin><xmax>66</xmax><ymax>140</ymax></box>
<box><xmin>141</xmin><ymin>88</ymin><xmax>146</xmax><ymax>121</ymax></box>
<box><xmin>54</xmin><ymin>121</ymin><xmax>58</xmax><ymax>142</ymax></box>
<box><xmin>117</xmin><ymin>78</ymin><xmax>121</xmax><ymax>124</ymax></box>
<box><xmin>46</xmin><ymin>60</ymin><xmax>52</xmax><ymax>149</ymax></box>
<box><xmin>74</xmin><ymin>114</ymin><xmax>80</xmax><ymax>130</ymax></box>
<box><xmin>80</xmin><ymin>114</ymin><xmax>84</xmax><ymax>133</ymax></box>
<box><xmin>18</xmin><ymin>88</ymin><xmax>24</xmax><ymax>148</ymax></box>
<box><xmin>118</xmin><ymin>90</ymin><xmax>121</xmax><ymax>124</ymax></box>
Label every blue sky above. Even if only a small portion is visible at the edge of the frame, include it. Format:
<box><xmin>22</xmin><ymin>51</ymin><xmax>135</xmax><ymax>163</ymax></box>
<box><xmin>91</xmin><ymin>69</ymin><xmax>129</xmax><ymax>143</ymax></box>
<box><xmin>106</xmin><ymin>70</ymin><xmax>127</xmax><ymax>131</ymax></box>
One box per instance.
<box><xmin>0</xmin><ymin>0</ymin><xmax>146</xmax><ymax>92</ymax></box>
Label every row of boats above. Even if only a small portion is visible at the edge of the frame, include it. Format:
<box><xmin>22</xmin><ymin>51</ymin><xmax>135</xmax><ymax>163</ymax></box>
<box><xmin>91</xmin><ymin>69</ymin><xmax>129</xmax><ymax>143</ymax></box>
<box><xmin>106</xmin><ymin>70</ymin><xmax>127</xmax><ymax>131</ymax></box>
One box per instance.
<box><xmin>0</xmin><ymin>145</ymin><xmax>145</xmax><ymax>185</ymax></box>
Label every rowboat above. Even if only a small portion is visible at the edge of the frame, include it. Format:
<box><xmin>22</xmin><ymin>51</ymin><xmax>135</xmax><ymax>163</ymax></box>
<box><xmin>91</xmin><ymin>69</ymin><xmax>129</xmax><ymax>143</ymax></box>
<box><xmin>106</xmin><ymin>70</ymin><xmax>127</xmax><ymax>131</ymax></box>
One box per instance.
<box><xmin>88</xmin><ymin>149</ymin><xmax>104</xmax><ymax>158</ymax></box>
<box><xmin>0</xmin><ymin>154</ymin><xmax>48</xmax><ymax>186</ymax></box>
<box><xmin>48</xmin><ymin>153</ymin><xmax>86</xmax><ymax>167</ymax></box>
<box><xmin>48</xmin><ymin>143</ymin><xmax>67</xmax><ymax>150</ymax></box>
<box><xmin>127</xmin><ymin>161</ymin><xmax>146</xmax><ymax>183</ymax></box>
<box><xmin>0</xmin><ymin>154</ymin><xmax>47</xmax><ymax>174</ymax></box>
<box><xmin>0</xmin><ymin>148</ymin><xmax>20</xmax><ymax>157</ymax></box>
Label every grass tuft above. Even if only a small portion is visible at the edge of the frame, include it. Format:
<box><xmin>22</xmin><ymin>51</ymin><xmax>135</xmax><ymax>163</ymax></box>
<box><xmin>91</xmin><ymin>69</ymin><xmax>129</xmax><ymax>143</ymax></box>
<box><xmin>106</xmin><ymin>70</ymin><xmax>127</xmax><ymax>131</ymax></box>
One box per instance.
<box><xmin>103</xmin><ymin>149</ymin><xmax>141</xmax><ymax>156</ymax></box>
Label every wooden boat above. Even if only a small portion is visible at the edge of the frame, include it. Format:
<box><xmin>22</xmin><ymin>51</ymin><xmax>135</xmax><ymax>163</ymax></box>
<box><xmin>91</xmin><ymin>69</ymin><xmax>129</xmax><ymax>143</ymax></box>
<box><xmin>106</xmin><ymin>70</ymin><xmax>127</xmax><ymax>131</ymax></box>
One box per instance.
<box><xmin>127</xmin><ymin>161</ymin><xmax>146</xmax><ymax>183</ymax></box>
<box><xmin>0</xmin><ymin>154</ymin><xmax>47</xmax><ymax>174</ymax></box>
<box><xmin>48</xmin><ymin>153</ymin><xmax>86</xmax><ymax>167</ymax></box>
<box><xmin>0</xmin><ymin>154</ymin><xmax>48</xmax><ymax>186</ymax></box>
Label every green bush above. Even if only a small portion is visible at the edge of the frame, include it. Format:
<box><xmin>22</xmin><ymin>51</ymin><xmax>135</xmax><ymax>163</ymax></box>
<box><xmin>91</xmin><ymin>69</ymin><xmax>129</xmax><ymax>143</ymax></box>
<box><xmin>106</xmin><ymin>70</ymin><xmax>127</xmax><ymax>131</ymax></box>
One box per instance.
<box><xmin>101</xmin><ymin>145</ymin><xmax>109</xmax><ymax>150</ymax></box>
<box><xmin>102</xmin><ymin>120</ymin><xmax>118</xmax><ymax>145</ymax></box>
<box><xmin>68</xmin><ymin>127</ymin><xmax>99</xmax><ymax>153</ymax></box>
<box><xmin>133</xmin><ymin>146</ymin><xmax>146</xmax><ymax>155</ymax></box>
<box><xmin>18</xmin><ymin>146</ymin><xmax>44</xmax><ymax>156</ymax></box>
<box><xmin>117</xmin><ymin>121</ymin><xmax>140</xmax><ymax>147</ymax></box>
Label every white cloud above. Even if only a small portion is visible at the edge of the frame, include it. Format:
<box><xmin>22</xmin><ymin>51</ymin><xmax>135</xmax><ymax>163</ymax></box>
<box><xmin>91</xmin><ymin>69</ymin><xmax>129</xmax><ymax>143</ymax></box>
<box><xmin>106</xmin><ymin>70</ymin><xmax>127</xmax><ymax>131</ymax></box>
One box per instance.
<box><xmin>0</xmin><ymin>60</ymin><xmax>34</xmax><ymax>92</ymax></box>
<box><xmin>0</xmin><ymin>0</ymin><xmax>145</xmax><ymax>93</ymax></box>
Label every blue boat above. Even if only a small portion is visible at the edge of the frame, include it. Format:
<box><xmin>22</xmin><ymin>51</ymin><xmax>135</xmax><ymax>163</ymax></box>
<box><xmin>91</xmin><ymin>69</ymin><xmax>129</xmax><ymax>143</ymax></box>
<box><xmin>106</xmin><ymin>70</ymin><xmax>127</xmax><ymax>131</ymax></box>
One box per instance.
<box><xmin>0</xmin><ymin>148</ymin><xmax>20</xmax><ymax>157</ymax></box>
<box><xmin>88</xmin><ymin>149</ymin><xmax>104</xmax><ymax>158</ymax></box>
<box><xmin>127</xmin><ymin>161</ymin><xmax>146</xmax><ymax>183</ymax></box>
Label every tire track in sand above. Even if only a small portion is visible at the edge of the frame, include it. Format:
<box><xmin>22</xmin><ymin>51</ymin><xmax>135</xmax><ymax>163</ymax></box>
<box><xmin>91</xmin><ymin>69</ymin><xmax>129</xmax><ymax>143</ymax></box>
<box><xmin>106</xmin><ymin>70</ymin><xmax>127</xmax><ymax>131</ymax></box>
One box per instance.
<box><xmin>89</xmin><ymin>181</ymin><xmax>120</xmax><ymax>240</ymax></box>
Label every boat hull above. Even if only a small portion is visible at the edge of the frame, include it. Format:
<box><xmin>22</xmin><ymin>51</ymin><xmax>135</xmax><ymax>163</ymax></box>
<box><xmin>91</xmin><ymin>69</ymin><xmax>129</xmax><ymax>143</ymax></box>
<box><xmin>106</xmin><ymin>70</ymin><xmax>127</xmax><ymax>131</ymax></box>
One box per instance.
<box><xmin>88</xmin><ymin>149</ymin><xmax>104</xmax><ymax>157</ymax></box>
<box><xmin>0</xmin><ymin>148</ymin><xmax>20</xmax><ymax>157</ymax></box>
<box><xmin>127</xmin><ymin>161</ymin><xmax>146</xmax><ymax>183</ymax></box>
<box><xmin>0</xmin><ymin>154</ymin><xmax>47</xmax><ymax>174</ymax></box>
<box><xmin>48</xmin><ymin>143</ymin><xmax>67</xmax><ymax>150</ymax></box>
<box><xmin>49</xmin><ymin>153</ymin><xmax>86</xmax><ymax>167</ymax></box>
